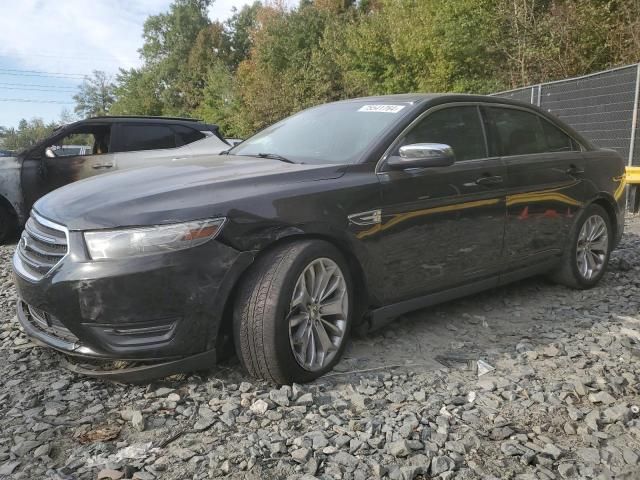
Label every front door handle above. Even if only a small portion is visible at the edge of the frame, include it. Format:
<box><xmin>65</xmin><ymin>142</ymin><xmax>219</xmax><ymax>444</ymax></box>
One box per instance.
<box><xmin>475</xmin><ymin>175</ymin><xmax>503</xmax><ymax>186</ymax></box>
<box><xmin>92</xmin><ymin>162</ymin><xmax>114</xmax><ymax>169</ymax></box>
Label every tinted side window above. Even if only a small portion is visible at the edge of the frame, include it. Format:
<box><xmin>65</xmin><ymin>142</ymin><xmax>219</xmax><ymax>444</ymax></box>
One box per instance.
<box><xmin>398</xmin><ymin>106</ymin><xmax>487</xmax><ymax>161</ymax></box>
<box><xmin>120</xmin><ymin>125</ymin><xmax>176</xmax><ymax>152</ymax></box>
<box><xmin>173</xmin><ymin>125</ymin><xmax>205</xmax><ymax>146</ymax></box>
<box><xmin>541</xmin><ymin>119</ymin><xmax>577</xmax><ymax>152</ymax></box>
<box><xmin>488</xmin><ymin>107</ymin><xmax>546</xmax><ymax>156</ymax></box>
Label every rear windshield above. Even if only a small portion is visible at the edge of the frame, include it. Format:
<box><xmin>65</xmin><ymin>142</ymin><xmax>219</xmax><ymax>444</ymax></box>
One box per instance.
<box><xmin>230</xmin><ymin>102</ymin><xmax>412</xmax><ymax>164</ymax></box>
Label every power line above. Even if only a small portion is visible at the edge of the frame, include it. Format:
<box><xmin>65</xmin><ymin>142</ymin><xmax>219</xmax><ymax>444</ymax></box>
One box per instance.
<box><xmin>0</xmin><ymin>71</ymin><xmax>86</xmax><ymax>80</ymax></box>
<box><xmin>0</xmin><ymin>67</ymin><xmax>88</xmax><ymax>77</ymax></box>
<box><xmin>0</xmin><ymin>53</ymin><xmax>137</xmax><ymax>65</ymax></box>
<box><xmin>0</xmin><ymin>98</ymin><xmax>74</xmax><ymax>104</ymax></box>
<box><xmin>0</xmin><ymin>82</ymin><xmax>77</xmax><ymax>90</ymax></box>
<box><xmin>0</xmin><ymin>86</ymin><xmax>77</xmax><ymax>93</ymax></box>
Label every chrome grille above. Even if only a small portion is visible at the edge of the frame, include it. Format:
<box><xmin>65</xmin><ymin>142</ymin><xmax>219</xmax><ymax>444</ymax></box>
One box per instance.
<box><xmin>15</xmin><ymin>213</ymin><xmax>68</xmax><ymax>281</ymax></box>
<box><xmin>25</xmin><ymin>303</ymin><xmax>79</xmax><ymax>343</ymax></box>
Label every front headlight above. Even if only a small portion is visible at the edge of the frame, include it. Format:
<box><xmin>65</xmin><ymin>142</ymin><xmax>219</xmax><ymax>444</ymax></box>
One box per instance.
<box><xmin>84</xmin><ymin>218</ymin><xmax>226</xmax><ymax>260</ymax></box>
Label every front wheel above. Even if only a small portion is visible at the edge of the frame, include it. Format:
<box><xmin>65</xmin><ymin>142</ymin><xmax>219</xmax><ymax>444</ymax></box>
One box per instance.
<box><xmin>550</xmin><ymin>203</ymin><xmax>612</xmax><ymax>289</ymax></box>
<box><xmin>233</xmin><ymin>240</ymin><xmax>352</xmax><ymax>384</ymax></box>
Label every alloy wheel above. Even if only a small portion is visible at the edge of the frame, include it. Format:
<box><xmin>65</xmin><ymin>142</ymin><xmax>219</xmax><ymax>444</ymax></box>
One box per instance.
<box><xmin>576</xmin><ymin>214</ymin><xmax>609</xmax><ymax>280</ymax></box>
<box><xmin>287</xmin><ymin>258</ymin><xmax>349</xmax><ymax>372</ymax></box>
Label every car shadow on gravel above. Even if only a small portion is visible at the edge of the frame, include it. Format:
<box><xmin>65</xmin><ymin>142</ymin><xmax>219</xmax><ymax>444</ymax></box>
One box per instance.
<box><xmin>326</xmin><ymin>229</ymin><xmax>640</xmax><ymax>387</ymax></box>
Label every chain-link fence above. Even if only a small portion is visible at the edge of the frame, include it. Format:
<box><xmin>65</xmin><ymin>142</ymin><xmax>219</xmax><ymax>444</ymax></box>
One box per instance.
<box><xmin>493</xmin><ymin>64</ymin><xmax>640</xmax><ymax>166</ymax></box>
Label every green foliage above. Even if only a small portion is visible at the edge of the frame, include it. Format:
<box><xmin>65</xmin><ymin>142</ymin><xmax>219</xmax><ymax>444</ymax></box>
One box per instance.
<box><xmin>73</xmin><ymin>70</ymin><xmax>116</xmax><ymax>118</ymax></box>
<box><xmin>102</xmin><ymin>0</ymin><xmax>640</xmax><ymax>138</ymax></box>
<box><xmin>0</xmin><ymin>118</ymin><xmax>58</xmax><ymax>151</ymax></box>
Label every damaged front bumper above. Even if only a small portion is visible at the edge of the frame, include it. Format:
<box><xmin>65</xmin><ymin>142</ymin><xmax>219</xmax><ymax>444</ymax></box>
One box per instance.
<box><xmin>16</xmin><ymin>301</ymin><xmax>217</xmax><ymax>382</ymax></box>
<box><xmin>13</xmin><ymin>236</ymin><xmax>255</xmax><ymax>382</ymax></box>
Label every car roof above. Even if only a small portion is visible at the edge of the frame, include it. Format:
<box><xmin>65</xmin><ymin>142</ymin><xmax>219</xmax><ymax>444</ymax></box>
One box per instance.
<box><xmin>66</xmin><ymin>116</ymin><xmax>218</xmax><ymax>129</ymax></box>
<box><xmin>338</xmin><ymin>93</ymin><xmax>535</xmax><ymax>108</ymax></box>
<box><xmin>334</xmin><ymin>92</ymin><xmax>593</xmax><ymax>150</ymax></box>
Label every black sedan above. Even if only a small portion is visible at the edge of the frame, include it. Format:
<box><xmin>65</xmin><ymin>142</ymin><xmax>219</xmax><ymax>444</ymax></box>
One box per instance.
<box><xmin>12</xmin><ymin>94</ymin><xmax>626</xmax><ymax>384</ymax></box>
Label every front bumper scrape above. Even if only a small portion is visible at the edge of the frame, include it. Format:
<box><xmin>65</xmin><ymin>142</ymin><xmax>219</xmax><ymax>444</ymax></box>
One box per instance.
<box><xmin>17</xmin><ymin>301</ymin><xmax>216</xmax><ymax>383</ymax></box>
<box><xmin>60</xmin><ymin>349</ymin><xmax>217</xmax><ymax>383</ymax></box>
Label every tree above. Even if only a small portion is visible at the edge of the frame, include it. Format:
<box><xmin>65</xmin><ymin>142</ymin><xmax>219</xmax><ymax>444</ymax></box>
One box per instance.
<box><xmin>73</xmin><ymin>70</ymin><xmax>116</xmax><ymax>118</ymax></box>
<box><xmin>139</xmin><ymin>0</ymin><xmax>213</xmax><ymax>115</ymax></box>
<box><xmin>0</xmin><ymin>118</ymin><xmax>58</xmax><ymax>151</ymax></box>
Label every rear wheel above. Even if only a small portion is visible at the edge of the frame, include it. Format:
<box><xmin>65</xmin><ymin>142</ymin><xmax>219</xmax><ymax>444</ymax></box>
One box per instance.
<box><xmin>0</xmin><ymin>206</ymin><xmax>16</xmax><ymax>244</ymax></box>
<box><xmin>233</xmin><ymin>240</ymin><xmax>352</xmax><ymax>384</ymax></box>
<box><xmin>550</xmin><ymin>204</ymin><xmax>612</xmax><ymax>289</ymax></box>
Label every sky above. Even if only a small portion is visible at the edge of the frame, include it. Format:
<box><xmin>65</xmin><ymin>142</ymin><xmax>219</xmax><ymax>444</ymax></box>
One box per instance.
<box><xmin>0</xmin><ymin>0</ymin><xmax>286</xmax><ymax>128</ymax></box>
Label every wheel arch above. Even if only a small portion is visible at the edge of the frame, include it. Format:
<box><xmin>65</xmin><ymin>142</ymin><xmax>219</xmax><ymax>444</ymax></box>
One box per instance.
<box><xmin>590</xmin><ymin>193</ymin><xmax>620</xmax><ymax>244</ymax></box>
<box><xmin>0</xmin><ymin>194</ymin><xmax>19</xmax><ymax>238</ymax></box>
<box><xmin>214</xmin><ymin>232</ymin><xmax>371</xmax><ymax>355</ymax></box>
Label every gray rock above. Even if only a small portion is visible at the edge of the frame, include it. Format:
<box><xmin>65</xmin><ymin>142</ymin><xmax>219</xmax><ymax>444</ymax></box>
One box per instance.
<box><xmin>588</xmin><ymin>391</ymin><xmax>616</xmax><ymax>405</ymax></box>
<box><xmin>131</xmin><ymin>410</ymin><xmax>145</xmax><ymax>432</ymax></box>
<box><xmin>602</xmin><ymin>404</ymin><xmax>632</xmax><ymax>424</ymax></box>
<box><xmin>250</xmin><ymin>399</ymin><xmax>269</xmax><ymax>415</ymax></box>
<box><xmin>622</xmin><ymin>447</ymin><xmax>639</xmax><ymax>465</ymax></box>
<box><xmin>501</xmin><ymin>441</ymin><xmax>523</xmax><ymax>456</ymax></box>
<box><xmin>430</xmin><ymin>455</ymin><xmax>454</xmax><ymax>475</ymax></box>
<box><xmin>543</xmin><ymin>443</ymin><xmax>563</xmax><ymax>460</ymax></box>
<box><xmin>296</xmin><ymin>393</ymin><xmax>314</xmax><ymax>406</ymax></box>
<box><xmin>132</xmin><ymin>473</ymin><xmax>155</xmax><ymax>480</ymax></box>
<box><xmin>388</xmin><ymin>440</ymin><xmax>411</xmax><ymax>458</ymax></box>
<box><xmin>576</xmin><ymin>447</ymin><xmax>600</xmax><ymax>464</ymax></box>
<box><xmin>0</xmin><ymin>462</ymin><xmax>20</xmax><ymax>476</ymax></box>
<box><xmin>557</xmin><ymin>463</ymin><xmax>576</xmax><ymax>478</ymax></box>
<box><xmin>333</xmin><ymin>451</ymin><xmax>359</xmax><ymax>468</ymax></box>
<box><xmin>97</xmin><ymin>469</ymin><xmax>124</xmax><ymax>480</ymax></box>
<box><xmin>269</xmin><ymin>388</ymin><xmax>290</xmax><ymax>407</ymax></box>
<box><xmin>291</xmin><ymin>447</ymin><xmax>311</xmax><ymax>464</ymax></box>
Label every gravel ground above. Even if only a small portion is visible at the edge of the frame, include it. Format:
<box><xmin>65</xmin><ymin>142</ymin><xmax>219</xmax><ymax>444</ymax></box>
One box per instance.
<box><xmin>2</xmin><ymin>218</ymin><xmax>640</xmax><ymax>480</ymax></box>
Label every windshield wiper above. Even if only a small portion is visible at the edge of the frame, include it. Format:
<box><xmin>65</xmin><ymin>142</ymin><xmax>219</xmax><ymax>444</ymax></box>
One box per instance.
<box><xmin>256</xmin><ymin>152</ymin><xmax>297</xmax><ymax>164</ymax></box>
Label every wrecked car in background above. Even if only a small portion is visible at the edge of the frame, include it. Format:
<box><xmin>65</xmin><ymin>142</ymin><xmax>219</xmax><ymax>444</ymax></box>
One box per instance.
<box><xmin>0</xmin><ymin>116</ymin><xmax>230</xmax><ymax>241</ymax></box>
<box><xmin>12</xmin><ymin>94</ymin><xmax>626</xmax><ymax>384</ymax></box>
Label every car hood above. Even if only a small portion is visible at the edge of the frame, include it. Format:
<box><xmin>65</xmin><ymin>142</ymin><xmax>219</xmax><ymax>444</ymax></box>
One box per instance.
<box><xmin>35</xmin><ymin>155</ymin><xmax>346</xmax><ymax>231</ymax></box>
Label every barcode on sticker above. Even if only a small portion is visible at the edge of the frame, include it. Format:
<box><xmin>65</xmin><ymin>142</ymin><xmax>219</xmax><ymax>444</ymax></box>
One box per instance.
<box><xmin>358</xmin><ymin>104</ymin><xmax>406</xmax><ymax>113</ymax></box>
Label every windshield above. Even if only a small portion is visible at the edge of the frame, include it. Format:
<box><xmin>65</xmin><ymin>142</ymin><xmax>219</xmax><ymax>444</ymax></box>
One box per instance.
<box><xmin>230</xmin><ymin>101</ymin><xmax>412</xmax><ymax>164</ymax></box>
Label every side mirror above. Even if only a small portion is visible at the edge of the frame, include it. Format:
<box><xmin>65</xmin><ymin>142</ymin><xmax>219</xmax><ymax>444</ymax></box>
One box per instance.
<box><xmin>45</xmin><ymin>147</ymin><xmax>57</xmax><ymax>158</ymax></box>
<box><xmin>386</xmin><ymin>143</ymin><xmax>455</xmax><ymax>170</ymax></box>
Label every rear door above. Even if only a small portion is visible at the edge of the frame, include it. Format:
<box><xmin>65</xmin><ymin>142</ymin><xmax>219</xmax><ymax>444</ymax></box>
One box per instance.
<box><xmin>375</xmin><ymin>104</ymin><xmax>507</xmax><ymax>303</ymax></box>
<box><xmin>484</xmin><ymin>105</ymin><xmax>586</xmax><ymax>271</ymax></box>
<box><xmin>112</xmin><ymin>123</ymin><xmax>205</xmax><ymax>170</ymax></box>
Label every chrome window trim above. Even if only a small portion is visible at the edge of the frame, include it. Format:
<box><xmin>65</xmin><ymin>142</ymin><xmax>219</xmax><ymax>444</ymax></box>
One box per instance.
<box><xmin>375</xmin><ymin>101</ymin><xmax>586</xmax><ymax>174</ymax></box>
<box><xmin>479</xmin><ymin>103</ymin><xmax>588</xmax><ymax>156</ymax></box>
<box><xmin>375</xmin><ymin>102</ymin><xmax>489</xmax><ymax>174</ymax></box>
<box><xmin>13</xmin><ymin>211</ymin><xmax>70</xmax><ymax>283</ymax></box>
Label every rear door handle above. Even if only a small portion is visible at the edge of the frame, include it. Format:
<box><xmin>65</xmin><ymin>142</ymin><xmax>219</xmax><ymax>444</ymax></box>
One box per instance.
<box><xmin>475</xmin><ymin>175</ymin><xmax>503</xmax><ymax>186</ymax></box>
<box><xmin>92</xmin><ymin>163</ymin><xmax>114</xmax><ymax>169</ymax></box>
<box><xmin>566</xmin><ymin>165</ymin><xmax>584</xmax><ymax>175</ymax></box>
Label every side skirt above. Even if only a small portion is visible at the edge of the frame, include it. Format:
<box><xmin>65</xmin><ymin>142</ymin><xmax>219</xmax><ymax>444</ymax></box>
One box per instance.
<box><xmin>362</xmin><ymin>257</ymin><xmax>559</xmax><ymax>333</ymax></box>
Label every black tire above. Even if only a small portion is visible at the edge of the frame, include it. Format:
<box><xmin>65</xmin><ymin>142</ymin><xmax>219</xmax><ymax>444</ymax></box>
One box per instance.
<box><xmin>0</xmin><ymin>206</ymin><xmax>16</xmax><ymax>244</ymax></box>
<box><xmin>233</xmin><ymin>240</ymin><xmax>353</xmax><ymax>384</ymax></box>
<box><xmin>549</xmin><ymin>203</ymin><xmax>612</xmax><ymax>289</ymax></box>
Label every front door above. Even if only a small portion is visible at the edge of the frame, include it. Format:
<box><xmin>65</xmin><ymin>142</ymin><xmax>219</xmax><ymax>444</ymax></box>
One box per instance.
<box><xmin>21</xmin><ymin>123</ymin><xmax>115</xmax><ymax>213</ymax></box>
<box><xmin>484</xmin><ymin>106</ymin><xmax>586</xmax><ymax>270</ymax></box>
<box><xmin>375</xmin><ymin>105</ymin><xmax>507</xmax><ymax>304</ymax></box>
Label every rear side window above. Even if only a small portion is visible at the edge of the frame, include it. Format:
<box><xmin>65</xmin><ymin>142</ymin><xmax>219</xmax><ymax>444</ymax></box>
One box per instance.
<box><xmin>119</xmin><ymin>125</ymin><xmax>177</xmax><ymax>152</ymax></box>
<box><xmin>487</xmin><ymin>107</ymin><xmax>546</xmax><ymax>156</ymax></box>
<box><xmin>173</xmin><ymin>125</ymin><xmax>206</xmax><ymax>146</ymax></box>
<box><xmin>398</xmin><ymin>106</ymin><xmax>487</xmax><ymax>161</ymax></box>
<box><xmin>541</xmin><ymin>119</ymin><xmax>578</xmax><ymax>152</ymax></box>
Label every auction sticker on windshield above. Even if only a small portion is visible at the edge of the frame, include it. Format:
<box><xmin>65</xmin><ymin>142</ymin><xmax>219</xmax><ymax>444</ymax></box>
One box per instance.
<box><xmin>358</xmin><ymin>105</ymin><xmax>406</xmax><ymax>113</ymax></box>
